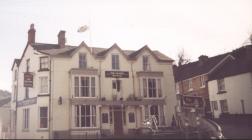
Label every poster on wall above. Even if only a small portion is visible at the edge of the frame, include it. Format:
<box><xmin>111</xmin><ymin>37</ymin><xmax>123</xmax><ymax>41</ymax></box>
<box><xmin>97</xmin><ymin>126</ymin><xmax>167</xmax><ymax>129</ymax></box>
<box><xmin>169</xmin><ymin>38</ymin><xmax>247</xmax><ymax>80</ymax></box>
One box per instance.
<box><xmin>24</xmin><ymin>72</ymin><xmax>33</xmax><ymax>87</ymax></box>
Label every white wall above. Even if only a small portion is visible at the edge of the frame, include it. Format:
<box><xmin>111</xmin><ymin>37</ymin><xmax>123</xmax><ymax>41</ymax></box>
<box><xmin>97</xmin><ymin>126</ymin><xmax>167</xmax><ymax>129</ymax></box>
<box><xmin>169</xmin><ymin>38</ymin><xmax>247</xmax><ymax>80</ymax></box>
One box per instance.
<box><xmin>15</xmin><ymin>45</ymin><xmax>50</xmax><ymax>139</ymax></box>
<box><xmin>208</xmin><ymin>72</ymin><xmax>252</xmax><ymax>118</ymax></box>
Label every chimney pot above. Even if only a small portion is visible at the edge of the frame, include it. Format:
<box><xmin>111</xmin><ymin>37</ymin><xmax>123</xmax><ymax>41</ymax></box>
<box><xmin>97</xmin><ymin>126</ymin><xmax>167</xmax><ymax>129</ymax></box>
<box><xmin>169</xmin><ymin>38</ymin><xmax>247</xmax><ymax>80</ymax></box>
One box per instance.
<box><xmin>58</xmin><ymin>30</ymin><xmax>66</xmax><ymax>47</ymax></box>
<box><xmin>28</xmin><ymin>23</ymin><xmax>36</xmax><ymax>44</ymax></box>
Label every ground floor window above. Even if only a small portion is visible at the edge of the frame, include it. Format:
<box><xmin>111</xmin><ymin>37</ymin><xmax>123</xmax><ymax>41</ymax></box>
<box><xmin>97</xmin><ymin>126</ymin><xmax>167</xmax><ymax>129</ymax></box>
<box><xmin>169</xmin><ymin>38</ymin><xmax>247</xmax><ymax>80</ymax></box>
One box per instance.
<box><xmin>144</xmin><ymin>105</ymin><xmax>165</xmax><ymax>125</ymax></box>
<box><xmin>102</xmin><ymin>113</ymin><xmax>109</xmax><ymax>123</ymax></box>
<box><xmin>74</xmin><ymin>105</ymin><xmax>96</xmax><ymax>127</ymax></box>
<box><xmin>211</xmin><ymin>101</ymin><xmax>218</xmax><ymax>111</ymax></box>
<box><xmin>23</xmin><ymin>108</ymin><xmax>29</xmax><ymax>130</ymax></box>
<box><xmin>220</xmin><ymin>99</ymin><xmax>228</xmax><ymax>113</ymax></box>
<box><xmin>128</xmin><ymin>112</ymin><xmax>135</xmax><ymax>123</ymax></box>
<box><xmin>39</xmin><ymin>107</ymin><xmax>48</xmax><ymax>128</ymax></box>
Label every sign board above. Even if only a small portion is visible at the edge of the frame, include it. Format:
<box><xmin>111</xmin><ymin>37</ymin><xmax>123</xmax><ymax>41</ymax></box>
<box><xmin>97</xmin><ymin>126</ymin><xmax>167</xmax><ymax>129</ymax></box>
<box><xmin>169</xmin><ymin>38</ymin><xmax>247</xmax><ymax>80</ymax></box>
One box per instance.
<box><xmin>105</xmin><ymin>71</ymin><xmax>129</xmax><ymax>78</ymax></box>
<box><xmin>180</xmin><ymin>95</ymin><xmax>204</xmax><ymax>108</ymax></box>
<box><xmin>17</xmin><ymin>97</ymin><xmax>37</xmax><ymax>107</ymax></box>
<box><xmin>24</xmin><ymin>72</ymin><xmax>33</xmax><ymax>87</ymax></box>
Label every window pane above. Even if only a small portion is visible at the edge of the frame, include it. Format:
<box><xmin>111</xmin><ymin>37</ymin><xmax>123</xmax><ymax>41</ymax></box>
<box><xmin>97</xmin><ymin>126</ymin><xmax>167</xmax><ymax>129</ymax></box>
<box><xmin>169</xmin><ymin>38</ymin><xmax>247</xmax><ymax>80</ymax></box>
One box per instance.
<box><xmin>102</xmin><ymin>113</ymin><xmax>109</xmax><ymax>123</ymax></box>
<box><xmin>157</xmin><ymin>79</ymin><xmax>162</xmax><ymax>97</ymax></box>
<box><xmin>128</xmin><ymin>113</ymin><xmax>135</xmax><ymax>123</ymax></box>
<box><xmin>74</xmin><ymin>77</ymin><xmax>79</xmax><ymax>97</ymax></box>
<box><xmin>112</xmin><ymin>55</ymin><xmax>119</xmax><ymax>69</ymax></box>
<box><xmin>79</xmin><ymin>53</ymin><xmax>87</xmax><ymax>68</ymax></box>
<box><xmin>91</xmin><ymin>77</ymin><xmax>95</xmax><ymax>97</ymax></box>
<box><xmin>143</xmin><ymin>78</ymin><xmax>147</xmax><ymax>97</ymax></box>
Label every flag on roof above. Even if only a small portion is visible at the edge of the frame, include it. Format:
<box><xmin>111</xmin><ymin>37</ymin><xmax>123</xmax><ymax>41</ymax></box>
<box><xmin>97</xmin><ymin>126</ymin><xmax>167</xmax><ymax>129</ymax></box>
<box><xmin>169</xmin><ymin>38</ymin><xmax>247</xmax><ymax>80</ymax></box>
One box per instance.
<box><xmin>77</xmin><ymin>25</ymin><xmax>88</xmax><ymax>32</ymax></box>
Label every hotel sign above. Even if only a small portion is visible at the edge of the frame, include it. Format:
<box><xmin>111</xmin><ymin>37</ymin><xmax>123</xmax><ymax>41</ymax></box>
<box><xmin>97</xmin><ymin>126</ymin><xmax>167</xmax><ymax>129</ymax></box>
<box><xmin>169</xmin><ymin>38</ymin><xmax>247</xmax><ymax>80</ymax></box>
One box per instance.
<box><xmin>180</xmin><ymin>95</ymin><xmax>204</xmax><ymax>108</ymax></box>
<box><xmin>17</xmin><ymin>97</ymin><xmax>37</xmax><ymax>107</ymax></box>
<box><xmin>24</xmin><ymin>72</ymin><xmax>33</xmax><ymax>87</ymax></box>
<box><xmin>105</xmin><ymin>71</ymin><xmax>129</xmax><ymax>78</ymax></box>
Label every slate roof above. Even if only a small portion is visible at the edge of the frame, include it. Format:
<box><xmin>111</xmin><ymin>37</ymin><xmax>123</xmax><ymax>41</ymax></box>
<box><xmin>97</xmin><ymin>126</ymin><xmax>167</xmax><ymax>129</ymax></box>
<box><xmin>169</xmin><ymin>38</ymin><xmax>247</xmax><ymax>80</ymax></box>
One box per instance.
<box><xmin>174</xmin><ymin>45</ymin><xmax>252</xmax><ymax>82</ymax></box>
<box><xmin>173</xmin><ymin>53</ymin><xmax>229</xmax><ymax>82</ymax></box>
<box><xmin>208</xmin><ymin>45</ymin><xmax>252</xmax><ymax>81</ymax></box>
<box><xmin>30</xmin><ymin>43</ymin><xmax>173</xmax><ymax>62</ymax></box>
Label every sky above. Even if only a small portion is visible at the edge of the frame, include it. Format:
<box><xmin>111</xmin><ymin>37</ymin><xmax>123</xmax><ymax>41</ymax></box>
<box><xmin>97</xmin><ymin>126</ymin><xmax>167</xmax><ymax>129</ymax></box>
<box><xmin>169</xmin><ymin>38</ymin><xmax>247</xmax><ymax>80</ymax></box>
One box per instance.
<box><xmin>0</xmin><ymin>0</ymin><xmax>252</xmax><ymax>91</ymax></box>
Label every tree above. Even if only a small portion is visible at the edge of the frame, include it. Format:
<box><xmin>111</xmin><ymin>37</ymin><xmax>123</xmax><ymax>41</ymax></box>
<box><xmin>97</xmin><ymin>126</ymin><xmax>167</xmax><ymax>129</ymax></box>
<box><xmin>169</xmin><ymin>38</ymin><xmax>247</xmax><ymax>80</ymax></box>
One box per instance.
<box><xmin>177</xmin><ymin>48</ymin><xmax>191</xmax><ymax>66</ymax></box>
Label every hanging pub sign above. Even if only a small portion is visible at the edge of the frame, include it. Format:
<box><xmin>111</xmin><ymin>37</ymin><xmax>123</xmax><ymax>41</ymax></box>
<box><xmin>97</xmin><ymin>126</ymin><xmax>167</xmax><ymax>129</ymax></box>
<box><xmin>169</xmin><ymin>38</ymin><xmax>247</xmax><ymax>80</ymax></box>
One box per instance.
<box><xmin>24</xmin><ymin>72</ymin><xmax>33</xmax><ymax>87</ymax></box>
<box><xmin>105</xmin><ymin>71</ymin><xmax>129</xmax><ymax>78</ymax></box>
<box><xmin>180</xmin><ymin>95</ymin><xmax>204</xmax><ymax>108</ymax></box>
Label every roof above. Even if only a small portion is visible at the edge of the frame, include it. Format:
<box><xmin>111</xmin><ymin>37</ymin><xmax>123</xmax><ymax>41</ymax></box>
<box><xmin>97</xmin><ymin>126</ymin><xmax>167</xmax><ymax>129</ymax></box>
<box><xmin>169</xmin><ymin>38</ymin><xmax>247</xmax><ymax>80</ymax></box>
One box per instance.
<box><xmin>173</xmin><ymin>53</ymin><xmax>230</xmax><ymax>82</ymax></box>
<box><xmin>208</xmin><ymin>45</ymin><xmax>252</xmax><ymax>81</ymax></box>
<box><xmin>11</xmin><ymin>59</ymin><xmax>21</xmax><ymax>71</ymax></box>
<box><xmin>30</xmin><ymin>42</ymin><xmax>173</xmax><ymax>62</ymax></box>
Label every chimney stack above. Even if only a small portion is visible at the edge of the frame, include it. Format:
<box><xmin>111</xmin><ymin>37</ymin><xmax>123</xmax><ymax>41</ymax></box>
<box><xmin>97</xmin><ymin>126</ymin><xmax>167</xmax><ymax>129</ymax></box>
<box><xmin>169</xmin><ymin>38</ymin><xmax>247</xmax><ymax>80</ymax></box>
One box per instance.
<box><xmin>28</xmin><ymin>24</ymin><xmax>36</xmax><ymax>44</ymax></box>
<box><xmin>58</xmin><ymin>30</ymin><xmax>66</xmax><ymax>47</ymax></box>
<box><xmin>198</xmin><ymin>55</ymin><xmax>208</xmax><ymax>66</ymax></box>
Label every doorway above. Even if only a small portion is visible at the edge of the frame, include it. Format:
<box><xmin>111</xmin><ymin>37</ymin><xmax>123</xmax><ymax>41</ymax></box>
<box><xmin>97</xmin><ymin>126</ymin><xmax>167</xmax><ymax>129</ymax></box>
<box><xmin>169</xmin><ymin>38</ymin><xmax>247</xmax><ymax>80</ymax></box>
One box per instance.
<box><xmin>113</xmin><ymin>107</ymin><xmax>123</xmax><ymax>136</ymax></box>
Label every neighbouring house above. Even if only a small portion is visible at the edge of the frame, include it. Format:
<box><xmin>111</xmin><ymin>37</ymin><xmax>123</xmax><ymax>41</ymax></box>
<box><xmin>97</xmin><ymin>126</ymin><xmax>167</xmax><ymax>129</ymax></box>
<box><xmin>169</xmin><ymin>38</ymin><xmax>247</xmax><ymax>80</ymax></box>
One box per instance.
<box><xmin>208</xmin><ymin>45</ymin><xmax>252</xmax><ymax>118</ymax></box>
<box><xmin>10</xmin><ymin>24</ymin><xmax>177</xmax><ymax>139</ymax></box>
<box><xmin>0</xmin><ymin>97</ymin><xmax>11</xmax><ymax>139</ymax></box>
<box><xmin>173</xmin><ymin>51</ymin><xmax>235</xmax><ymax>115</ymax></box>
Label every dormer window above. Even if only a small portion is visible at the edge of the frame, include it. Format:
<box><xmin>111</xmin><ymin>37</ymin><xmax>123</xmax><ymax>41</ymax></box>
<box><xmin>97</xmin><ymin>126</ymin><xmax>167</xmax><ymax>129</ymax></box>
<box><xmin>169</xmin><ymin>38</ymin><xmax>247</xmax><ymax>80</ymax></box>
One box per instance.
<box><xmin>40</xmin><ymin>57</ymin><xmax>49</xmax><ymax>71</ymax></box>
<box><xmin>112</xmin><ymin>54</ymin><xmax>119</xmax><ymax>70</ymax></box>
<box><xmin>143</xmin><ymin>55</ymin><xmax>150</xmax><ymax>71</ymax></box>
<box><xmin>79</xmin><ymin>53</ymin><xmax>87</xmax><ymax>69</ymax></box>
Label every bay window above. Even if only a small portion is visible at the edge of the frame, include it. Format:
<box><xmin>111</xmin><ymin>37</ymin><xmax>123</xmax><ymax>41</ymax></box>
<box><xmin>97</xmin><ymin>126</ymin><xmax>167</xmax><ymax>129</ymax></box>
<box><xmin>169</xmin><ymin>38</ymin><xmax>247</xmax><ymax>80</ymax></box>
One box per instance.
<box><xmin>74</xmin><ymin>105</ymin><xmax>96</xmax><ymax>127</ymax></box>
<box><xmin>142</xmin><ymin>78</ymin><xmax>162</xmax><ymax>98</ymax></box>
<box><xmin>74</xmin><ymin>76</ymin><xmax>96</xmax><ymax>97</ymax></box>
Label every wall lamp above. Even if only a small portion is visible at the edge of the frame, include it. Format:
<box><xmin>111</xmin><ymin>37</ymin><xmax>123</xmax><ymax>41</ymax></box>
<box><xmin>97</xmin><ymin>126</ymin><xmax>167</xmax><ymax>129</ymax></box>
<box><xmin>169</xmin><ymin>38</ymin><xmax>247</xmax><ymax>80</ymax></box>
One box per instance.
<box><xmin>58</xmin><ymin>96</ymin><xmax>63</xmax><ymax>105</ymax></box>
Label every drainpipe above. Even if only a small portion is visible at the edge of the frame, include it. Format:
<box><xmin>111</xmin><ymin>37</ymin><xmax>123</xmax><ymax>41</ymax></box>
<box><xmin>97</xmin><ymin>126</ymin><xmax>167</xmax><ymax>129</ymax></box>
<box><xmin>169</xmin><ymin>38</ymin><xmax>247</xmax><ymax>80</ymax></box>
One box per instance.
<box><xmin>14</xmin><ymin>69</ymin><xmax>19</xmax><ymax>139</ymax></box>
<box><xmin>131</xmin><ymin>61</ymin><xmax>135</xmax><ymax>96</ymax></box>
<box><xmin>98</xmin><ymin>60</ymin><xmax>102</xmax><ymax>133</ymax></box>
<box><xmin>48</xmin><ymin>56</ymin><xmax>52</xmax><ymax>139</ymax></box>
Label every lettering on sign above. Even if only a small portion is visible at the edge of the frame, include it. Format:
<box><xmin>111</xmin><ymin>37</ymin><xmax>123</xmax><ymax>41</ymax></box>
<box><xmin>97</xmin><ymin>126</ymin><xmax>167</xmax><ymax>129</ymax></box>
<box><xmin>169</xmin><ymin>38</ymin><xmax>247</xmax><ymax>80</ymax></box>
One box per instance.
<box><xmin>24</xmin><ymin>72</ymin><xmax>33</xmax><ymax>87</ymax></box>
<box><xmin>105</xmin><ymin>71</ymin><xmax>129</xmax><ymax>78</ymax></box>
<box><xmin>17</xmin><ymin>97</ymin><xmax>37</xmax><ymax>107</ymax></box>
<box><xmin>180</xmin><ymin>95</ymin><xmax>204</xmax><ymax>108</ymax></box>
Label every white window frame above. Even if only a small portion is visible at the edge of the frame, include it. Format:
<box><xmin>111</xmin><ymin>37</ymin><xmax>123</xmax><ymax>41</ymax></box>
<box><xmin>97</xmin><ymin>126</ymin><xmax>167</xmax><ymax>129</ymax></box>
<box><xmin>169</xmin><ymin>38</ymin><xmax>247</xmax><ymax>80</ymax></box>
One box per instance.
<box><xmin>73</xmin><ymin>105</ymin><xmax>97</xmax><ymax>128</ymax></box>
<box><xmin>79</xmin><ymin>53</ymin><xmax>87</xmax><ymax>69</ymax></box>
<box><xmin>40</xmin><ymin>57</ymin><xmax>49</xmax><ymax>70</ymax></box>
<box><xmin>39</xmin><ymin>76</ymin><xmax>48</xmax><ymax>94</ymax></box>
<box><xmin>142</xmin><ymin>77</ymin><xmax>162</xmax><ymax>98</ymax></box>
<box><xmin>220</xmin><ymin>99</ymin><xmax>228</xmax><ymax>113</ymax></box>
<box><xmin>73</xmin><ymin>76</ymin><xmax>96</xmax><ymax>98</ymax></box>
<box><xmin>38</xmin><ymin>106</ymin><xmax>48</xmax><ymax>129</ymax></box>
<box><xmin>217</xmin><ymin>78</ymin><xmax>225</xmax><ymax>92</ymax></box>
<box><xmin>211</xmin><ymin>101</ymin><xmax>218</xmax><ymax>111</ymax></box>
<box><xmin>143</xmin><ymin>55</ymin><xmax>150</xmax><ymax>71</ymax></box>
<box><xmin>144</xmin><ymin>105</ymin><xmax>164</xmax><ymax>126</ymax></box>
<box><xmin>188</xmin><ymin>79</ymin><xmax>193</xmax><ymax>91</ymax></box>
<box><xmin>23</xmin><ymin>108</ymin><xmax>29</xmax><ymax>130</ymax></box>
<box><xmin>112</xmin><ymin>54</ymin><xmax>119</xmax><ymax>70</ymax></box>
<box><xmin>200</xmin><ymin>75</ymin><xmax>205</xmax><ymax>88</ymax></box>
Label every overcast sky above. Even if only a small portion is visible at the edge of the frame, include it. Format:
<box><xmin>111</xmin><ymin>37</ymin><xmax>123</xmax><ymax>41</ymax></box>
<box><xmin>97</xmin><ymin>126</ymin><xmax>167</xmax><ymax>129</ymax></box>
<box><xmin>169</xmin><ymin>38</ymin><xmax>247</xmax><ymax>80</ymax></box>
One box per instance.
<box><xmin>0</xmin><ymin>0</ymin><xmax>252</xmax><ymax>91</ymax></box>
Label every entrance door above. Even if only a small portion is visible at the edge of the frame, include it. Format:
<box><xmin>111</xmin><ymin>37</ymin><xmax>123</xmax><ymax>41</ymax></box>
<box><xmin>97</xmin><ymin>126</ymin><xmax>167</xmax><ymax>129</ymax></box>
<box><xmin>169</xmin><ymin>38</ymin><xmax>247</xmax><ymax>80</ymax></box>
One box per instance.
<box><xmin>114</xmin><ymin>109</ymin><xmax>123</xmax><ymax>136</ymax></box>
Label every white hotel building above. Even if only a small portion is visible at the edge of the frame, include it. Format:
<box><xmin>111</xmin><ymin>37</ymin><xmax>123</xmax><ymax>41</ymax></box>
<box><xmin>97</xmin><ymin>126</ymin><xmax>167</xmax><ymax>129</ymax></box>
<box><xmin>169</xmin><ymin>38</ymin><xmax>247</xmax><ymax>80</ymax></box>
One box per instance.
<box><xmin>11</xmin><ymin>24</ymin><xmax>177</xmax><ymax>139</ymax></box>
